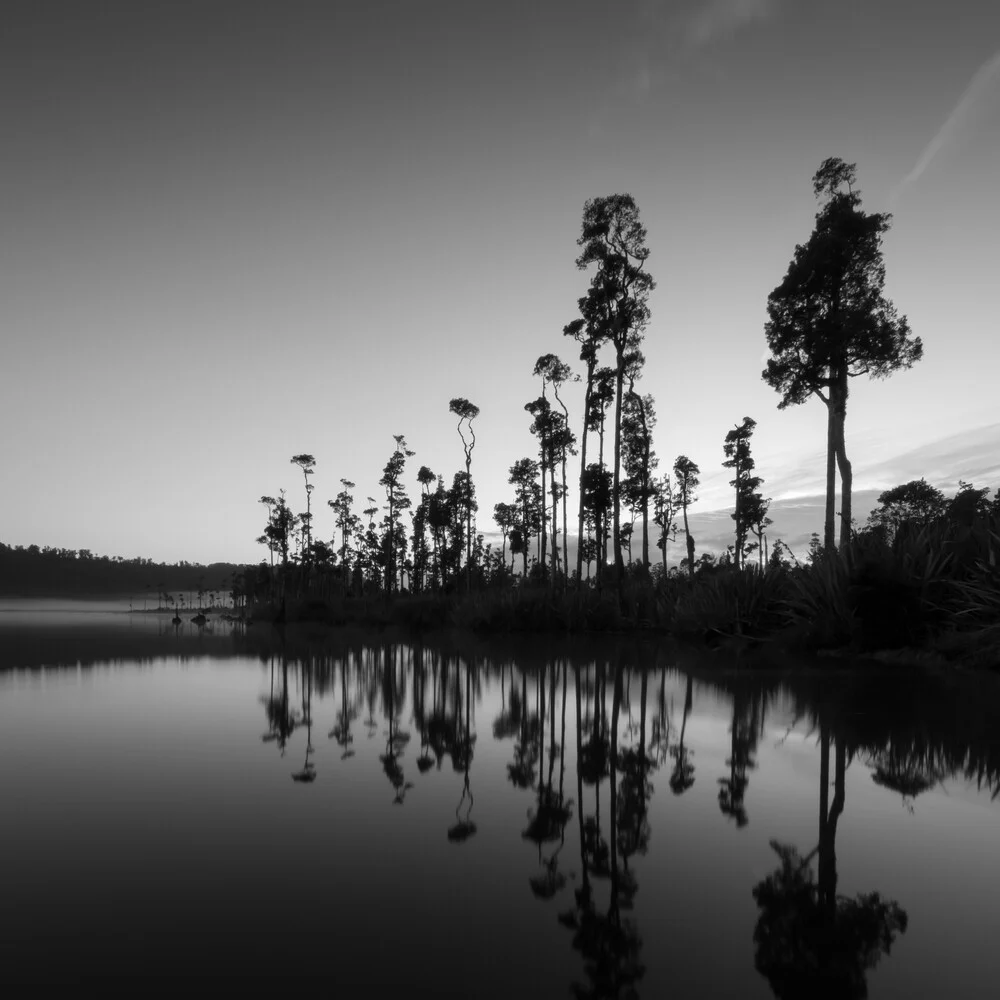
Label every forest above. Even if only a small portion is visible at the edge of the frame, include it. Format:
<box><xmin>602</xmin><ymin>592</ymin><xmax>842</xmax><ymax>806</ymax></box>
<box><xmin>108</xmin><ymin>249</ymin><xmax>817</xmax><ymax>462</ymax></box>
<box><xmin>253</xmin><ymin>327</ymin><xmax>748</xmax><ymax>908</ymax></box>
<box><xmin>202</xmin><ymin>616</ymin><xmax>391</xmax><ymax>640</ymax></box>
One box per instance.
<box><xmin>0</xmin><ymin>542</ymin><xmax>243</xmax><ymax>607</ymax></box>
<box><xmin>239</xmin><ymin>159</ymin><xmax>999</xmax><ymax>666</ymax></box>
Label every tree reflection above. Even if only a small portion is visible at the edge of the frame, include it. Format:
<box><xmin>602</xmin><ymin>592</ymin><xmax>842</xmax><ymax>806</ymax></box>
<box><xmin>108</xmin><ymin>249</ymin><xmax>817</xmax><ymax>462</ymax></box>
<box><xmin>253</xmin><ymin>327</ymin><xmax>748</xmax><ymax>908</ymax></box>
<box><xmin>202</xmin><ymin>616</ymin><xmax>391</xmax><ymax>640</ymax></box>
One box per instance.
<box><xmin>260</xmin><ymin>653</ymin><xmax>297</xmax><ymax>754</ymax></box>
<box><xmin>524</xmin><ymin>660</ymin><xmax>573</xmax><ymax>898</ymax></box>
<box><xmin>752</xmin><ymin>725</ymin><xmax>908</xmax><ymax>998</ymax></box>
<box><xmin>669</xmin><ymin>673</ymin><xmax>696</xmax><ymax>794</ymax></box>
<box><xmin>561</xmin><ymin>657</ymin><xmax>645</xmax><ymax>999</ymax></box>
<box><xmin>328</xmin><ymin>652</ymin><xmax>356</xmax><ymax>760</ymax></box>
<box><xmin>718</xmin><ymin>683</ymin><xmax>764</xmax><ymax>827</ymax></box>
<box><xmin>380</xmin><ymin>644</ymin><xmax>413</xmax><ymax>804</ymax></box>
<box><xmin>447</xmin><ymin>657</ymin><xmax>477</xmax><ymax>841</ymax></box>
<box><xmin>507</xmin><ymin>668</ymin><xmax>540</xmax><ymax>789</ymax></box>
<box><xmin>291</xmin><ymin>655</ymin><xmax>316</xmax><ymax>782</ymax></box>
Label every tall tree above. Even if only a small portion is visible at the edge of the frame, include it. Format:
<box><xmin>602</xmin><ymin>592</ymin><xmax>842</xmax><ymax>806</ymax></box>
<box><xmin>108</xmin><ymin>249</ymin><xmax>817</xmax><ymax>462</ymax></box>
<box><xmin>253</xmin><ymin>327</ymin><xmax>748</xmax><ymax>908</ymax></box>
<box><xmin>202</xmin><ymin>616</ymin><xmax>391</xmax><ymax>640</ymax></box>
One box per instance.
<box><xmin>449</xmin><ymin>398</ymin><xmax>480</xmax><ymax>589</ymax></box>
<box><xmin>328</xmin><ymin>479</ymin><xmax>358</xmax><ymax>589</ymax></box>
<box><xmin>763</xmin><ymin>158</ymin><xmax>922</xmax><ymax>552</ymax></box>
<box><xmin>564</xmin><ymin>292</ymin><xmax>604</xmax><ymax>585</ymax></box>
<box><xmin>379</xmin><ymin>436</ymin><xmax>414</xmax><ymax>593</ymax></box>
<box><xmin>621</xmin><ymin>352</ymin><xmax>657</xmax><ymax>572</ymax></box>
<box><xmin>673</xmin><ymin>456</ymin><xmax>700</xmax><ymax>579</ymax></box>
<box><xmin>290</xmin><ymin>454</ymin><xmax>316</xmax><ymax>579</ymax></box>
<box><xmin>415</xmin><ymin>466</ymin><xmax>438</xmax><ymax>590</ymax></box>
<box><xmin>508</xmin><ymin>457</ymin><xmax>542</xmax><ymax>580</ymax></box>
<box><xmin>743</xmin><ymin>490</ymin><xmax>773</xmax><ymax>570</ymax></box>
<box><xmin>534</xmin><ymin>354</ymin><xmax>576</xmax><ymax>585</ymax></box>
<box><xmin>525</xmin><ymin>396</ymin><xmax>561</xmax><ymax>580</ymax></box>
<box><xmin>575</xmin><ymin>195</ymin><xmax>654</xmax><ymax>581</ymax></box>
<box><xmin>493</xmin><ymin>502</ymin><xmax>517</xmax><ymax>573</ymax></box>
<box><xmin>652</xmin><ymin>474</ymin><xmax>678</xmax><ymax>577</ymax></box>
<box><xmin>722</xmin><ymin>418</ymin><xmax>757</xmax><ymax>570</ymax></box>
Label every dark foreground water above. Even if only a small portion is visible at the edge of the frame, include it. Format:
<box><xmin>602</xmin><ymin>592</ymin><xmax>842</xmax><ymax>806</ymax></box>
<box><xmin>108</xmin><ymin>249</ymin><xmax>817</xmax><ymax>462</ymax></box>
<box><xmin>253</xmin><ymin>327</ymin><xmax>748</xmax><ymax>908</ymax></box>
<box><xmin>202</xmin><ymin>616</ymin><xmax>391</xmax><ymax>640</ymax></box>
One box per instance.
<box><xmin>1</xmin><ymin>606</ymin><xmax>999</xmax><ymax>995</ymax></box>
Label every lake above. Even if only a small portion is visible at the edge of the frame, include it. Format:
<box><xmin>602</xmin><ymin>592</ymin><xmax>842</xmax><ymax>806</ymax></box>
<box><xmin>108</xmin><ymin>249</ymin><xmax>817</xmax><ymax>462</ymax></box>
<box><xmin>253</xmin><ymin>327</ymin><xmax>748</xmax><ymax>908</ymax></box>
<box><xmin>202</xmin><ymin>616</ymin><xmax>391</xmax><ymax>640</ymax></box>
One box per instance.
<box><xmin>1</xmin><ymin>602</ymin><xmax>998</xmax><ymax>995</ymax></box>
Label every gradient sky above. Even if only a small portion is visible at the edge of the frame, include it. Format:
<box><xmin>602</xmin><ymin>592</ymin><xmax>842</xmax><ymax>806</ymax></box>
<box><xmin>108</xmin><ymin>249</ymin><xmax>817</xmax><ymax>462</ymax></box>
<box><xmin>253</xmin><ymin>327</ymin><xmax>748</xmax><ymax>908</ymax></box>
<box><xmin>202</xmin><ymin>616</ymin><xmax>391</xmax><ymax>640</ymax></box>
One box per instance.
<box><xmin>2</xmin><ymin>0</ymin><xmax>998</xmax><ymax>565</ymax></box>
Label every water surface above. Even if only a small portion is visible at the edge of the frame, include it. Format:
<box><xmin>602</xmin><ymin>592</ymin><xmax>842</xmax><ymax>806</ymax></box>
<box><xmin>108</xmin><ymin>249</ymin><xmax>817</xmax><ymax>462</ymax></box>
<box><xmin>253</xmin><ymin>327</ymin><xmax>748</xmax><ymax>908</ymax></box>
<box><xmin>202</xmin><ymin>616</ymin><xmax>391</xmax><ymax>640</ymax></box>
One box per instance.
<box><xmin>1</xmin><ymin>606</ymin><xmax>998</xmax><ymax>995</ymax></box>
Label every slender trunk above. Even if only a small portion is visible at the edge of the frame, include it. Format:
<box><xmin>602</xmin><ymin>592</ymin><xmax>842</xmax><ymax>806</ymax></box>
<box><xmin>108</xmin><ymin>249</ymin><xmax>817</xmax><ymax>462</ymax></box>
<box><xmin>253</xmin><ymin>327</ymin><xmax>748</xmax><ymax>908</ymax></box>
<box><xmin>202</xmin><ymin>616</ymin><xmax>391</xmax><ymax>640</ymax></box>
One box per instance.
<box><xmin>734</xmin><ymin>448</ymin><xmax>742</xmax><ymax>571</ymax></box>
<box><xmin>612</xmin><ymin>359</ymin><xmax>625</xmax><ymax>580</ymax></box>
<box><xmin>682</xmin><ymin>501</ymin><xmax>695</xmax><ymax>579</ymax></box>
<box><xmin>597</xmin><ymin>412</ymin><xmax>607</xmax><ymax>583</ymax></box>
<box><xmin>576</xmin><ymin>381</ymin><xmax>592</xmax><ymax>586</ymax></box>
<box><xmin>551</xmin><ymin>464</ymin><xmax>559</xmax><ymax>582</ymax></box>
<box><xmin>561</xmin><ymin>451</ymin><xmax>569</xmax><ymax>588</ymax></box>
<box><xmin>824</xmin><ymin>395</ymin><xmax>836</xmax><ymax>554</ymax></box>
<box><xmin>641</xmin><ymin>460</ymin><xmax>650</xmax><ymax>572</ymax></box>
<box><xmin>539</xmin><ymin>444</ymin><xmax>547</xmax><ymax>581</ymax></box>
<box><xmin>833</xmin><ymin>371</ymin><xmax>853</xmax><ymax>552</ymax></box>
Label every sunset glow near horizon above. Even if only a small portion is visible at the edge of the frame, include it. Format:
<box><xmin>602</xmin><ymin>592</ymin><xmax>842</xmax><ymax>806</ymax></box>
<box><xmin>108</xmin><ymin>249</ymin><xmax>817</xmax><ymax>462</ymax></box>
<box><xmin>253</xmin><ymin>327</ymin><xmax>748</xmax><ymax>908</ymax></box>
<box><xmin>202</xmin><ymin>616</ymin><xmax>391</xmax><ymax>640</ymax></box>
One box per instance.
<box><xmin>2</xmin><ymin>0</ymin><xmax>998</xmax><ymax>566</ymax></box>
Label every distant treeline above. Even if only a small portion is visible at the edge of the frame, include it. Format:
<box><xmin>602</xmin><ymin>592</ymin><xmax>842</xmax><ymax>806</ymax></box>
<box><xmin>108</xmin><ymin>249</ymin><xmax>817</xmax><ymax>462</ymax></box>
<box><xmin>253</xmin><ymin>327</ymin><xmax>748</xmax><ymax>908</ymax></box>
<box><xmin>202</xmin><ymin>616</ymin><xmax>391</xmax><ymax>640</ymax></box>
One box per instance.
<box><xmin>0</xmin><ymin>542</ymin><xmax>250</xmax><ymax>600</ymax></box>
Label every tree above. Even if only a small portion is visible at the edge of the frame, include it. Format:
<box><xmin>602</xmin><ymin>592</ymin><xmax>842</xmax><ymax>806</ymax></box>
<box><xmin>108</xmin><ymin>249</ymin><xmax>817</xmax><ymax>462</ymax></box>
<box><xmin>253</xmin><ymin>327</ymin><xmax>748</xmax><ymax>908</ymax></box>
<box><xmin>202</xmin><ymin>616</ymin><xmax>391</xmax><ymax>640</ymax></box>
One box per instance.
<box><xmin>674</xmin><ymin>456</ymin><xmax>700</xmax><ymax>579</ymax></box>
<box><xmin>508</xmin><ymin>458</ymin><xmax>542</xmax><ymax>579</ymax></box>
<box><xmin>621</xmin><ymin>353</ymin><xmax>657</xmax><ymax>571</ymax></box>
<box><xmin>565</xmin><ymin>294</ymin><xmax>605</xmax><ymax>585</ymax></box>
<box><xmin>947</xmin><ymin>480</ymin><xmax>994</xmax><ymax>526</ymax></box>
<box><xmin>763</xmin><ymin>158</ymin><xmax>922</xmax><ymax>553</ymax></box>
<box><xmin>414</xmin><ymin>466</ymin><xmax>437</xmax><ymax>591</ymax></box>
<box><xmin>263</xmin><ymin>491</ymin><xmax>297</xmax><ymax>596</ymax></box>
<box><xmin>534</xmin><ymin>354</ymin><xmax>577</xmax><ymax>585</ymax></box>
<box><xmin>652</xmin><ymin>474</ymin><xmax>678</xmax><ymax>577</ymax></box>
<box><xmin>722</xmin><ymin>417</ymin><xmax>757</xmax><ymax>570</ymax></box>
<box><xmin>493</xmin><ymin>502</ymin><xmax>517</xmax><ymax>575</ymax></box>
<box><xmin>328</xmin><ymin>479</ymin><xmax>358</xmax><ymax>589</ymax></box>
<box><xmin>449</xmin><ymin>398</ymin><xmax>480</xmax><ymax>589</ymax></box>
<box><xmin>743</xmin><ymin>491</ymin><xmax>773</xmax><ymax>570</ymax></box>
<box><xmin>290</xmin><ymin>454</ymin><xmax>316</xmax><ymax>579</ymax></box>
<box><xmin>525</xmin><ymin>396</ymin><xmax>561</xmax><ymax>580</ymax></box>
<box><xmin>575</xmin><ymin>195</ymin><xmax>655</xmax><ymax>581</ymax></box>
<box><xmin>865</xmin><ymin>478</ymin><xmax>946</xmax><ymax>541</ymax></box>
<box><xmin>379</xmin><ymin>436</ymin><xmax>414</xmax><ymax>593</ymax></box>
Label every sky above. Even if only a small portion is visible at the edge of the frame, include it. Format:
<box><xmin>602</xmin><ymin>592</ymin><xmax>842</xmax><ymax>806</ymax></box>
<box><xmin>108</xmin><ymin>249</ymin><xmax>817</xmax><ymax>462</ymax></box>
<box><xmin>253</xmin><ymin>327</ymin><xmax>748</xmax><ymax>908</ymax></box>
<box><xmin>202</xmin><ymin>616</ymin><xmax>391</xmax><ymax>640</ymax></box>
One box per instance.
<box><xmin>1</xmin><ymin>0</ymin><xmax>998</xmax><ymax>565</ymax></box>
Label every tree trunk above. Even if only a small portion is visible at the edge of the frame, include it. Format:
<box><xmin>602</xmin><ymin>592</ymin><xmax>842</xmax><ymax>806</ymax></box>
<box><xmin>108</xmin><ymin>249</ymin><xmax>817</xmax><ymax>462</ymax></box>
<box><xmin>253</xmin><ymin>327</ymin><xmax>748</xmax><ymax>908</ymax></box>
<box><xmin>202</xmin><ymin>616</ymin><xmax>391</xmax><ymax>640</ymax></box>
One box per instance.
<box><xmin>539</xmin><ymin>443</ymin><xmax>547</xmax><ymax>581</ymax></box>
<box><xmin>551</xmin><ymin>473</ymin><xmax>559</xmax><ymax>582</ymax></box>
<box><xmin>824</xmin><ymin>397</ymin><xmax>836</xmax><ymax>554</ymax></box>
<box><xmin>683</xmin><ymin>502</ymin><xmax>695</xmax><ymax>579</ymax></box>
<box><xmin>612</xmin><ymin>359</ymin><xmax>625</xmax><ymax>580</ymax></box>
<box><xmin>576</xmin><ymin>382</ymin><xmax>592</xmax><ymax>586</ymax></box>
<box><xmin>641</xmin><ymin>457</ymin><xmax>650</xmax><ymax>572</ymax></box>
<box><xmin>561</xmin><ymin>453</ymin><xmax>569</xmax><ymax>588</ymax></box>
<box><xmin>832</xmin><ymin>372</ymin><xmax>853</xmax><ymax>552</ymax></box>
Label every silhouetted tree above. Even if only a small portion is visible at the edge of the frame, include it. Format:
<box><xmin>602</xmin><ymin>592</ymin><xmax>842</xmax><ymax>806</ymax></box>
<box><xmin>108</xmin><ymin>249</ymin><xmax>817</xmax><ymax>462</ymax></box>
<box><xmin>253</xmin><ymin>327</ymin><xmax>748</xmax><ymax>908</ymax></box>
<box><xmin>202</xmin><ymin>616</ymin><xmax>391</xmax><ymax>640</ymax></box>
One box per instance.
<box><xmin>621</xmin><ymin>355</ymin><xmax>657</xmax><ymax>571</ymax></box>
<box><xmin>674</xmin><ymin>456</ymin><xmax>700</xmax><ymax>579</ymax></box>
<box><xmin>575</xmin><ymin>194</ymin><xmax>654</xmax><ymax>582</ymax></box>
<box><xmin>328</xmin><ymin>479</ymin><xmax>358</xmax><ymax>591</ymax></box>
<box><xmin>379</xmin><ymin>437</ymin><xmax>414</xmax><ymax>593</ymax></box>
<box><xmin>508</xmin><ymin>457</ymin><xmax>542</xmax><ymax>579</ymax></box>
<box><xmin>653</xmin><ymin>473</ymin><xmax>678</xmax><ymax>577</ymax></box>
<box><xmin>763</xmin><ymin>157</ymin><xmax>922</xmax><ymax>553</ymax></box>
<box><xmin>290</xmin><ymin>454</ymin><xmax>316</xmax><ymax>581</ymax></box>
<box><xmin>449</xmin><ymin>398</ymin><xmax>480</xmax><ymax>589</ymax></box>
<box><xmin>535</xmin><ymin>354</ymin><xmax>577</xmax><ymax>583</ymax></box>
<box><xmin>722</xmin><ymin>417</ymin><xmax>758</xmax><ymax>570</ymax></box>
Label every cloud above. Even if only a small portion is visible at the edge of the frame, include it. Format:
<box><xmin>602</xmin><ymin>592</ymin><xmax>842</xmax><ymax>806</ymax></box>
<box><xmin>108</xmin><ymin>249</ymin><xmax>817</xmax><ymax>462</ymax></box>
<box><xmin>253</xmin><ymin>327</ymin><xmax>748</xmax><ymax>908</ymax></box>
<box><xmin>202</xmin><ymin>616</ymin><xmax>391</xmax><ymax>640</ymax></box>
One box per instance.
<box><xmin>893</xmin><ymin>47</ymin><xmax>1000</xmax><ymax>204</ymax></box>
<box><xmin>854</xmin><ymin>422</ymin><xmax>1000</xmax><ymax>492</ymax></box>
<box><xmin>684</xmin><ymin>0</ymin><xmax>778</xmax><ymax>48</ymax></box>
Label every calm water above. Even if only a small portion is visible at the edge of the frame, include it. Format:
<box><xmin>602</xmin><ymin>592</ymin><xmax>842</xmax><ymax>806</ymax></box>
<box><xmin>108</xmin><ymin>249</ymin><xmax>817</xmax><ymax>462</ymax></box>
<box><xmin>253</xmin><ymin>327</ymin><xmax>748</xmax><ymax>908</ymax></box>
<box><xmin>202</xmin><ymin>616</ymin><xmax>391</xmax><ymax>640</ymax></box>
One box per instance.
<box><xmin>1</xmin><ymin>606</ymin><xmax>999</xmax><ymax>995</ymax></box>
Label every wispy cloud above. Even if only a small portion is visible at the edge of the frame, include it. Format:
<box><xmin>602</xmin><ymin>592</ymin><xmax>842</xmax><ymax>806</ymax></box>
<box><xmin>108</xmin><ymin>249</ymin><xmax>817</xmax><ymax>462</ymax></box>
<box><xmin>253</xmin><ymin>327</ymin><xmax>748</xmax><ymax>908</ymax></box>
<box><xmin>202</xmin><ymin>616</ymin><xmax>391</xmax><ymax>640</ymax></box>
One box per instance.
<box><xmin>892</xmin><ymin>47</ymin><xmax>1000</xmax><ymax>205</ymax></box>
<box><xmin>684</xmin><ymin>0</ymin><xmax>778</xmax><ymax>48</ymax></box>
